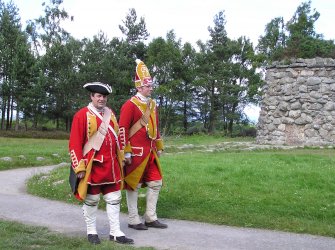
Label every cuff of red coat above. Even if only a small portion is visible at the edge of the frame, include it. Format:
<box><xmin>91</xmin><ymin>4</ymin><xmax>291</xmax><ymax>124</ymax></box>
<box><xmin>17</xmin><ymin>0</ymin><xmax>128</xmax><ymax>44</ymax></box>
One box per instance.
<box><xmin>74</xmin><ymin>159</ymin><xmax>86</xmax><ymax>174</ymax></box>
<box><xmin>156</xmin><ymin>139</ymin><xmax>164</xmax><ymax>151</ymax></box>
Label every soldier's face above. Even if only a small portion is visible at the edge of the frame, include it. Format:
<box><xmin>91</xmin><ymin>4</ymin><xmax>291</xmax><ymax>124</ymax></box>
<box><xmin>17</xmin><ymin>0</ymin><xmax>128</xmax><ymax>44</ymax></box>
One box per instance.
<box><xmin>138</xmin><ymin>84</ymin><xmax>153</xmax><ymax>97</ymax></box>
<box><xmin>91</xmin><ymin>93</ymin><xmax>107</xmax><ymax>109</ymax></box>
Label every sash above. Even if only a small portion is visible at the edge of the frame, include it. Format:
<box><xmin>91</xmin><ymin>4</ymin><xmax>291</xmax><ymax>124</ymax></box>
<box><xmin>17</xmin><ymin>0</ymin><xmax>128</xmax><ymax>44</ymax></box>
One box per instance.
<box><xmin>86</xmin><ymin>104</ymin><xmax>120</xmax><ymax>150</ymax></box>
<box><xmin>130</xmin><ymin>97</ymin><xmax>157</xmax><ymax>139</ymax></box>
<box><xmin>82</xmin><ymin>107</ymin><xmax>111</xmax><ymax>156</ymax></box>
<box><xmin>129</xmin><ymin>102</ymin><xmax>151</xmax><ymax>138</ymax></box>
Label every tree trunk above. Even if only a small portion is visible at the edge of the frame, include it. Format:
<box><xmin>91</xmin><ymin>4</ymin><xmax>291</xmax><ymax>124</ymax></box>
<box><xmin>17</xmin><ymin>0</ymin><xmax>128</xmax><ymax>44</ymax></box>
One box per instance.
<box><xmin>15</xmin><ymin>105</ymin><xmax>20</xmax><ymax>131</ymax></box>
<box><xmin>228</xmin><ymin>103</ymin><xmax>238</xmax><ymax>136</ymax></box>
<box><xmin>9</xmin><ymin>95</ymin><xmax>14</xmax><ymax>129</ymax></box>
<box><xmin>6</xmin><ymin>95</ymin><xmax>10</xmax><ymax>130</ymax></box>
<box><xmin>208</xmin><ymin>81</ymin><xmax>215</xmax><ymax>133</ymax></box>
<box><xmin>1</xmin><ymin>100</ymin><xmax>5</xmax><ymax>130</ymax></box>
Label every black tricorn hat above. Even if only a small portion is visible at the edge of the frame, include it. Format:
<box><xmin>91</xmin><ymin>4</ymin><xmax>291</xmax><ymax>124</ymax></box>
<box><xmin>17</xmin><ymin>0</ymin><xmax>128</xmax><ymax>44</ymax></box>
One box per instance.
<box><xmin>83</xmin><ymin>82</ymin><xmax>112</xmax><ymax>95</ymax></box>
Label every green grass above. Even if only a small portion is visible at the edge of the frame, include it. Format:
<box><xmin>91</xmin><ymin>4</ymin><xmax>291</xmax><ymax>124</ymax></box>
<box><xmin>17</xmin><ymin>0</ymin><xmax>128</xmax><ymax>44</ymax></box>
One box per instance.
<box><xmin>0</xmin><ymin>220</ymin><xmax>149</xmax><ymax>250</ymax></box>
<box><xmin>0</xmin><ymin>137</ymin><xmax>69</xmax><ymax>170</ymax></box>
<box><xmin>0</xmin><ymin>135</ymin><xmax>252</xmax><ymax>170</ymax></box>
<box><xmin>158</xmin><ymin>150</ymin><xmax>335</xmax><ymax>236</ymax></box>
<box><xmin>2</xmin><ymin>135</ymin><xmax>335</xmax><ymax>238</ymax></box>
<box><xmin>164</xmin><ymin>134</ymin><xmax>250</xmax><ymax>145</ymax></box>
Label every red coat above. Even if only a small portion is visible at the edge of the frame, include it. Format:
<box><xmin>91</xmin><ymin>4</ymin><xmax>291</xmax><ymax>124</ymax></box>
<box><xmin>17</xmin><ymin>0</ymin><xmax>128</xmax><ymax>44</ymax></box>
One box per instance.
<box><xmin>69</xmin><ymin>106</ymin><xmax>122</xmax><ymax>186</ymax></box>
<box><xmin>119</xmin><ymin>96</ymin><xmax>164</xmax><ymax>190</ymax></box>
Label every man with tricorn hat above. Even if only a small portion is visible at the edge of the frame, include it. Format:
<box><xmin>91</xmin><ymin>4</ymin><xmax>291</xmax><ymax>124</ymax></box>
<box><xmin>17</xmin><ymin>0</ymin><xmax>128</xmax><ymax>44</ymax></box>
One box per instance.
<box><xmin>119</xmin><ymin>59</ymin><xmax>168</xmax><ymax>230</ymax></box>
<box><xmin>69</xmin><ymin>82</ymin><xmax>134</xmax><ymax>245</ymax></box>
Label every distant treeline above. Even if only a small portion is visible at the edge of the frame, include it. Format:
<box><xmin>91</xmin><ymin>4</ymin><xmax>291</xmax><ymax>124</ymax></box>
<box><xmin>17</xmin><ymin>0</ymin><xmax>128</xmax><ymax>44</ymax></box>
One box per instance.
<box><xmin>0</xmin><ymin>0</ymin><xmax>334</xmax><ymax>136</ymax></box>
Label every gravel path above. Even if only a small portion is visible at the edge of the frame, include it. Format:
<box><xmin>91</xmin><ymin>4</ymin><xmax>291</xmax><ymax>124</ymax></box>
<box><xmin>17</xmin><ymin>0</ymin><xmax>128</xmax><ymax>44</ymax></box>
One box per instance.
<box><xmin>0</xmin><ymin>164</ymin><xmax>334</xmax><ymax>250</ymax></box>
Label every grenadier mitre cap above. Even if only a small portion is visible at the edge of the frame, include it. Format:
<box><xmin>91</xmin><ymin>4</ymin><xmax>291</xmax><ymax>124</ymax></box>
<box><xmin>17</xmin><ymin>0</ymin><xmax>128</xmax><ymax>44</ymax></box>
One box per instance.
<box><xmin>83</xmin><ymin>82</ymin><xmax>112</xmax><ymax>95</ymax></box>
<box><xmin>134</xmin><ymin>59</ymin><xmax>152</xmax><ymax>88</ymax></box>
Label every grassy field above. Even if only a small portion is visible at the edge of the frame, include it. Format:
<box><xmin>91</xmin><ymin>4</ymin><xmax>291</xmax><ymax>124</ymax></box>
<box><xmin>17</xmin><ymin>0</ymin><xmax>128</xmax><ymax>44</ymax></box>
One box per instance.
<box><xmin>1</xmin><ymin>135</ymin><xmax>335</xmax><ymax>239</ymax></box>
<box><xmin>0</xmin><ymin>135</ymin><xmax>253</xmax><ymax>170</ymax></box>
<box><xmin>0</xmin><ymin>137</ymin><xmax>69</xmax><ymax>169</ymax></box>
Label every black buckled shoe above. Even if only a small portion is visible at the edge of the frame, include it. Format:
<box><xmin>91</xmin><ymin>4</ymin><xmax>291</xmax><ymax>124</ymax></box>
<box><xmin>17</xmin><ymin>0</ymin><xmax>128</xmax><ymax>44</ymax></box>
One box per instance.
<box><xmin>145</xmin><ymin>220</ymin><xmax>168</xmax><ymax>229</ymax></box>
<box><xmin>110</xmin><ymin>235</ymin><xmax>134</xmax><ymax>244</ymax></box>
<box><xmin>128</xmin><ymin>223</ymin><xmax>148</xmax><ymax>230</ymax></box>
<box><xmin>87</xmin><ymin>234</ymin><xmax>101</xmax><ymax>244</ymax></box>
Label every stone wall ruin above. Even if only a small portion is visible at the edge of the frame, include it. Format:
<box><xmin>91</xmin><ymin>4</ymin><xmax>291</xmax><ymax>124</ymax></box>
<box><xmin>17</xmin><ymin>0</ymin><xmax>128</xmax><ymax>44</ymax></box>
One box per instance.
<box><xmin>256</xmin><ymin>58</ymin><xmax>335</xmax><ymax>146</ymax></box>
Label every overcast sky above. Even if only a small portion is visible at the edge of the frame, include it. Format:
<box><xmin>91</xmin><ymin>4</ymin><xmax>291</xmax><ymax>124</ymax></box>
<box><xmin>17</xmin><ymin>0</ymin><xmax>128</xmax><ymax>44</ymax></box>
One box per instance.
<box><xmin>5</xmin><ymin>0</ymin><xmax>335</xmax><ymax>121</ymax></box>
<box><xmin>9</xmin><ymin>0</ymin><xmax>335</xmax><ymax>46</ymax></box>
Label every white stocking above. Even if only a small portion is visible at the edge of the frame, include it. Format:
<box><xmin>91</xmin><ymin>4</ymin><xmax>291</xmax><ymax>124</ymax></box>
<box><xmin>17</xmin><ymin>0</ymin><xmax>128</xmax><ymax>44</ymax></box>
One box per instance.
<box><xmin>144</xmin><ymin>180</ymin><xmax>162</xmax><ymax>223</ymax></box>
<box><xmin>104</xmin><ymin>191</ymin><xmax>124</xmax><ymax>237</ymax></box>
<box><xmin>82</xmin><ymin>194</ymin><xmax>100</xmax><ymax>235</ymax></box>
<box><xmin>126</xmin><ymin>184</ymin><xmax>142</xmax><ymax>225</ymax></box>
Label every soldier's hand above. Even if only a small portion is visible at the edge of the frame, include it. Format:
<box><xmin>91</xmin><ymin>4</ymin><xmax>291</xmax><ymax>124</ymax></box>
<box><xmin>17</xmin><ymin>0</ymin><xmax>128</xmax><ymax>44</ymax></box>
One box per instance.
<box><xmin>125</xmin><ymin>157</ymin><xmax>132</xmax><ymax>165</ymax></box>
<box><xmin>77</xmin><ymin>171</ymin><xmax>85</xmax><ymax>179</ymax></box>
<box><xmin>157</xmin><ymin>150</ymin><xmax>162</xmax><ymax>157</ymax></box>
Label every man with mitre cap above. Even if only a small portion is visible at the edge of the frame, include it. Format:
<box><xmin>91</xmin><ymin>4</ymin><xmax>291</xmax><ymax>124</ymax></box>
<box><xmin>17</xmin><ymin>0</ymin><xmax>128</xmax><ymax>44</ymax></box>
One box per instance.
<box><xmin>69</xmin><ymin>82</ymin><xmax>133</xmax><ymax>245</ymax></box>
<box><xmin>119</xmin><ymin>60</ymin><xmax>168</xmax><ymax>230</ymax></box>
